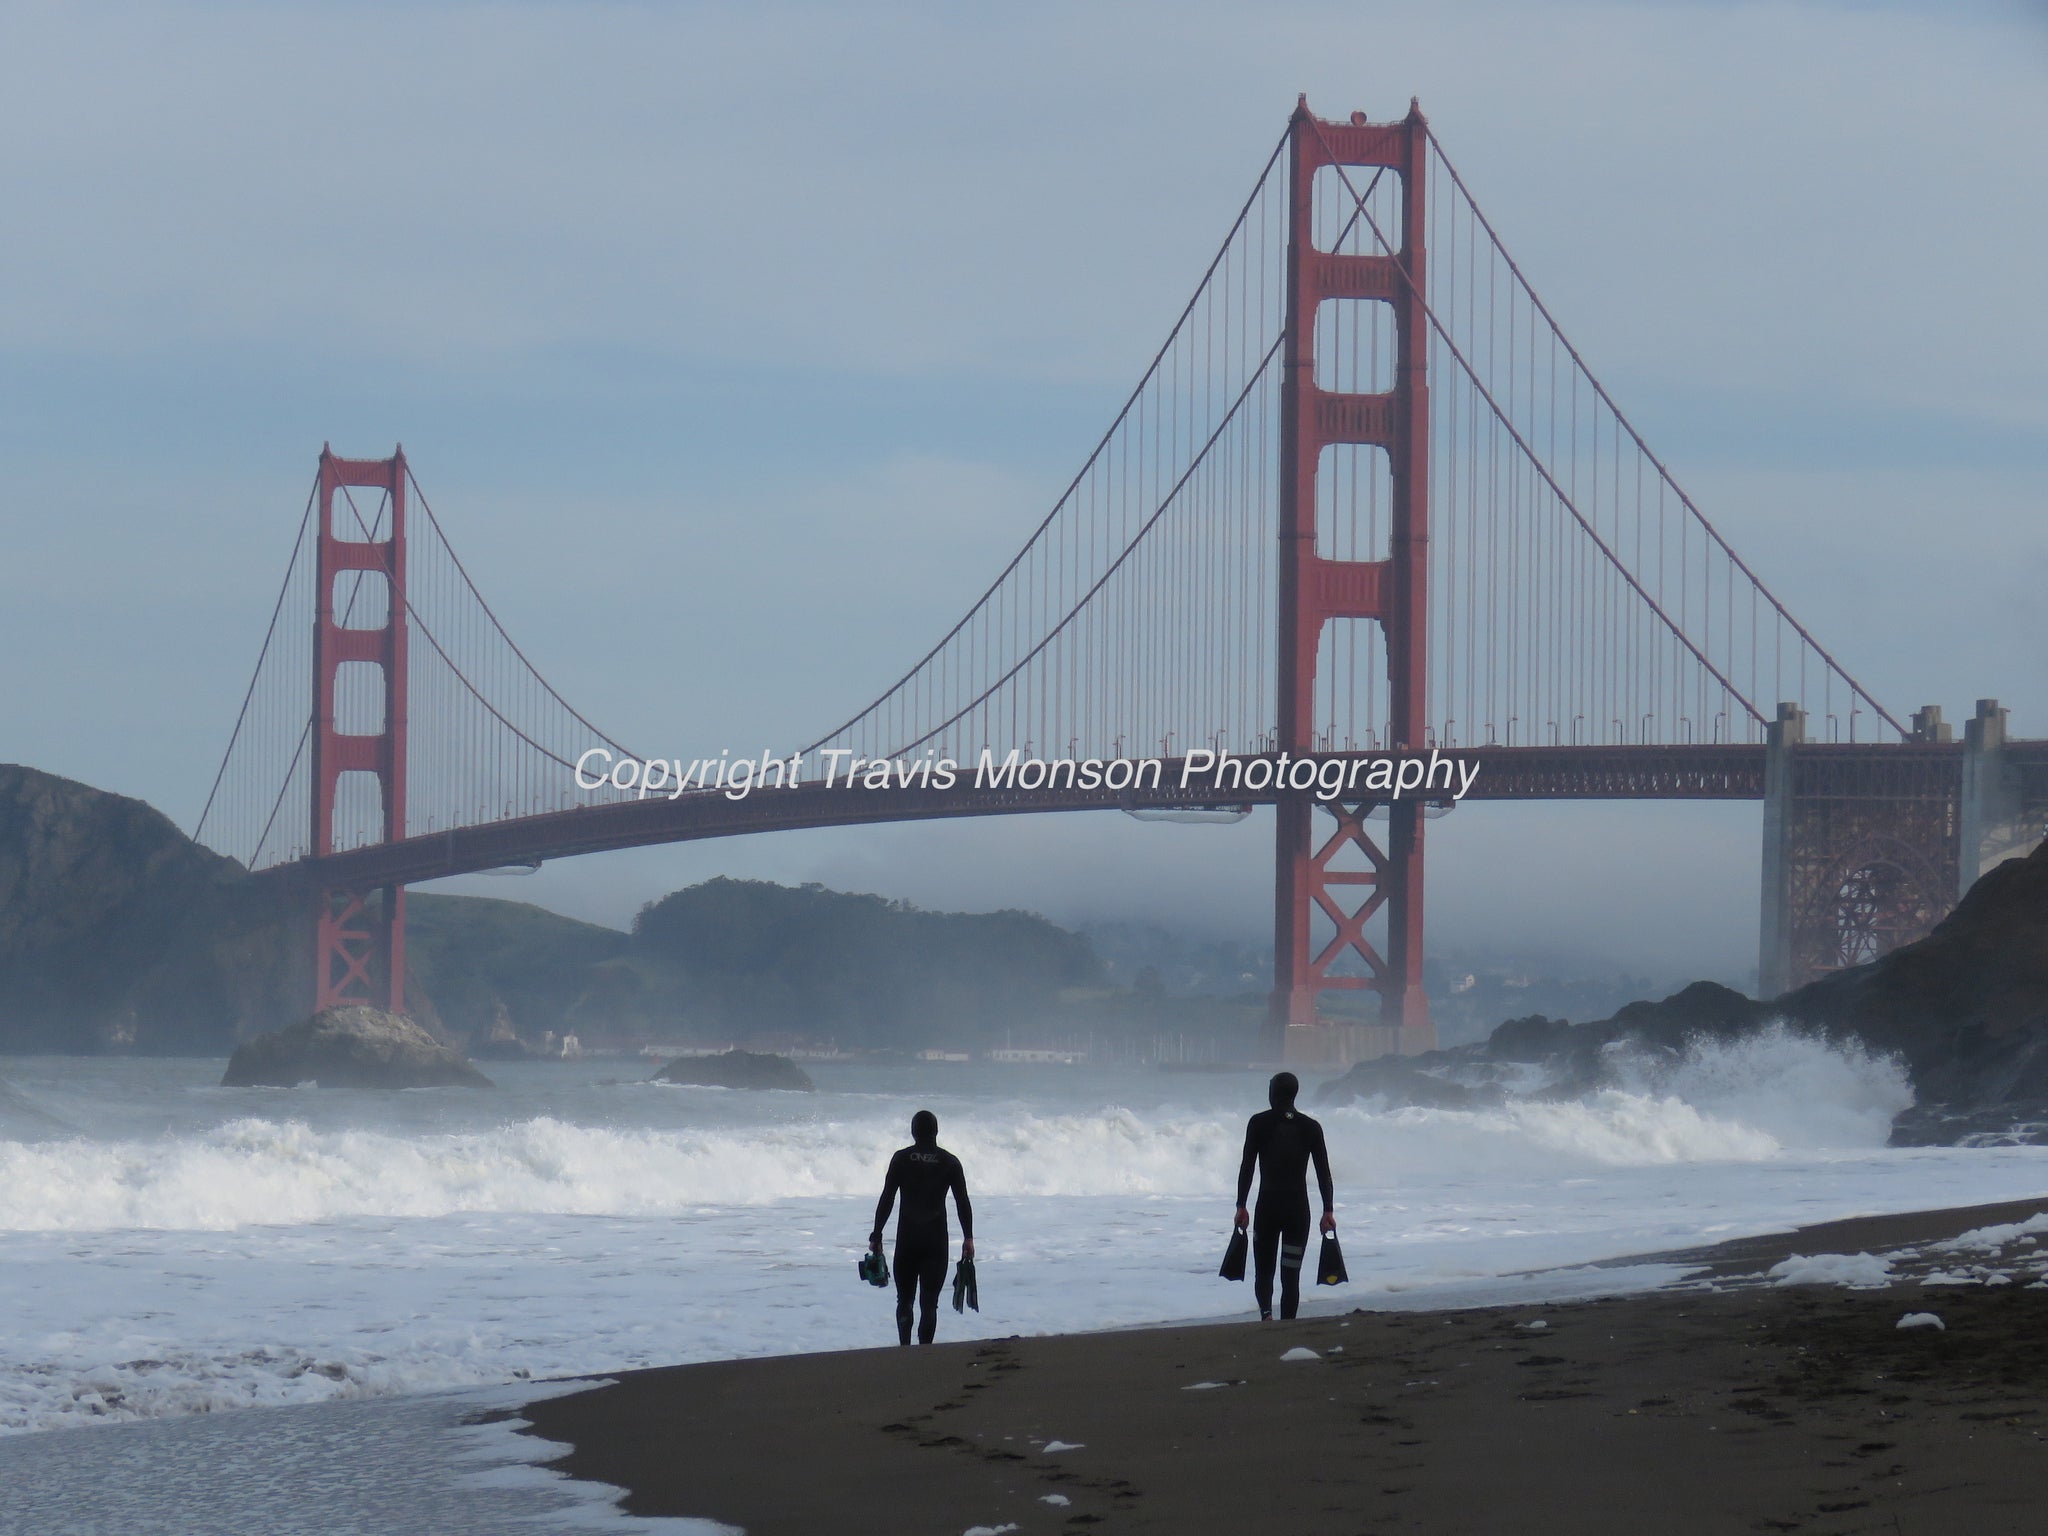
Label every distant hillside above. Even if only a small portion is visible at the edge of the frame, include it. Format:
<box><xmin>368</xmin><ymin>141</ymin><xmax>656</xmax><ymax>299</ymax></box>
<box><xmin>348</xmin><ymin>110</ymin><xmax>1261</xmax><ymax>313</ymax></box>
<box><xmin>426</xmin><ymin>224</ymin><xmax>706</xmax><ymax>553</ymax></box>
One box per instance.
<box><xmin>406</xmin><ymin>892</ymin><xmax>628</xmax><ymax>1043</ymax></box>
<box><xmin>0</xmin><ymin>764</ymin><xmax>295</xmax><ymax>1051</ymax></box>
<box><xmin>0</xmin><ymin>766</ymin><xmax>1224</xmax><ymax>1056</ymax></box>
<box><xmin>626</xmin><ymin>877</ymin><xmax>1105</xmax><ymax>1049</ymax></box>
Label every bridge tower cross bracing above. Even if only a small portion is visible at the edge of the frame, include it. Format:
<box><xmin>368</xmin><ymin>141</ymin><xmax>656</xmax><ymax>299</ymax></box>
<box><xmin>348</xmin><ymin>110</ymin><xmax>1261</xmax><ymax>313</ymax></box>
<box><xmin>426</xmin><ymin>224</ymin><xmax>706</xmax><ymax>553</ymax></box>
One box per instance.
<box><xmin>310</xmin><ymin>447</ymin><xmax>409</xmax><ymax>1014</ymax></box>
<box><xmin>1271</xmin><ymin>98</ymin><xmax>1434</xmax><ymax>1060</ymax></box>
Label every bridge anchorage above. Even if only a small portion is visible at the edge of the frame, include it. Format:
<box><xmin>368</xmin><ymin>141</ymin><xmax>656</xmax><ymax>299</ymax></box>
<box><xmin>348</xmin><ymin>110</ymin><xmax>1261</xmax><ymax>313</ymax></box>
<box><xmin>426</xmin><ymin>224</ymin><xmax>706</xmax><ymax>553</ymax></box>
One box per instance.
<box><xmin>197</xmin><ymin>100</ymin><xmax>2047</xmax><ymax>1066</ymax></box>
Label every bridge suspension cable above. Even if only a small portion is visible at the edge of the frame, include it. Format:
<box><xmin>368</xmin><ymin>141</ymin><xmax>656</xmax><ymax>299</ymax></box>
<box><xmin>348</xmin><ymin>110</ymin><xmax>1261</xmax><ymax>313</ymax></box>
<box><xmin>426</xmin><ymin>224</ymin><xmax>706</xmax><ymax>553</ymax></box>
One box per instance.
<box><xmin>801</xmin><ymin>109</ymin><xmax>1902</xmax><ymax>773</ymax></box>
<box><xmin>1378</xmin><ymin>122</ymin><xmax>1897</xmax><ymax>748</ymax></box>
<box><xmin>196</xmin><ymin>469</ymin><xmax>647</xmax><ymax>869</ymax></box>
<box><xmin>803</xmin><ymin>129</ymin><xmax>1298</xmax><ymax>767</ymax></box>
<box><xmin>201</xmin><ymin>106</ymin><xmax>1906</xmax><ymax>883</ymax></box>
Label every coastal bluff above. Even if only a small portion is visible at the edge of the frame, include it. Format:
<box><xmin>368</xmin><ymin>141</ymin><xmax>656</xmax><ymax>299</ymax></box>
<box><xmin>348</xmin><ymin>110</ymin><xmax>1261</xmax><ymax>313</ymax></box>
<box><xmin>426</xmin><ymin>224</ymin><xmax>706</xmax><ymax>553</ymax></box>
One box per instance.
<box><xmin>222</xmin><ymin>1005</ymin><xmax>494</xmax><ymax>1089</ymax></box>
<box><xmin>0</xmin><ymin>763</ymin><xmax>296</xmax><ymax>1052</ymax></box>
<box><xmin>1323</xmin><ymin>837</ymin><xmax>2048</xmax><ymax>1139</ymax></box>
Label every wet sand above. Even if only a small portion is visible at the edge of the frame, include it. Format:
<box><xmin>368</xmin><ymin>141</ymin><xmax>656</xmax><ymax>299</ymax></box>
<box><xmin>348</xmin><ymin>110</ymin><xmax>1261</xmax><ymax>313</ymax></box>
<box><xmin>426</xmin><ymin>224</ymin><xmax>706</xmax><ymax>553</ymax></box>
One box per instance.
<box><xmin>518</xmin><ymin>1197</ymin><xmax>2048</xmax><ymax>1535</ymax></box>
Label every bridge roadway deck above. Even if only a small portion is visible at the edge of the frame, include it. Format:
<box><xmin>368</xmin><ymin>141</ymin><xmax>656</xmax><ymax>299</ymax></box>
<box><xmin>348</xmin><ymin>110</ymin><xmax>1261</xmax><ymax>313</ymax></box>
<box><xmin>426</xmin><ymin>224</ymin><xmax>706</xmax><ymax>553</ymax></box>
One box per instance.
<box><xmin>267</xmin><ymin>741</ymin><xmax>1989</xmax><ymax>893</ymax></box>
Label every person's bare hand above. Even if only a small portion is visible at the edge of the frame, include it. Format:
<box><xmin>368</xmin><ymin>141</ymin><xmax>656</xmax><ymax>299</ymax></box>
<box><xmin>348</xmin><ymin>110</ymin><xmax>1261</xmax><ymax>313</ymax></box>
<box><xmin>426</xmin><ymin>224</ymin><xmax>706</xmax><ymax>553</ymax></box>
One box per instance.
<box><xmin>1234</xmin><ymin>1206</ymin><xmax>1250</xmax><ymax>1231</ymax></box>
<box><xmin>1320</xmin><ymin>1211</ymin><xmax>1337</xmax><ymax>1236</ymax></box>
<box><xmin>869</xmin><ymin>1234</ymin><xmax>882</xmax><ymax>1252</ymax></box>
<box><xmin>962</xmin><ymin>1238</ymin><xmax>976</xmax><ymax>1261</ymax></box>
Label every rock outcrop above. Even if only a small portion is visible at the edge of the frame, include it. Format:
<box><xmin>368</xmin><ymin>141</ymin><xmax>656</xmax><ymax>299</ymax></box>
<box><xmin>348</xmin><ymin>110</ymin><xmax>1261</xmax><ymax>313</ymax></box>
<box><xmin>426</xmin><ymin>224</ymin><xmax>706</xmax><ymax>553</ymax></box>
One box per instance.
<box><xmin>1321</xmin><ymin>842</ymin><xmax>2048</xmax><ymax>1140</ymax></box>
<box><xmin>222</xmin><ymin>1005</ymin><xmax>494</xmax><ymax>1089</ymax></box>
<box><xmin>1314</xmin><ymin>1052</ymin><xmax>1510</xmax><ymax>1111</ymax></box>
<box><xmin>653</xmin><ymin>1049</ymin><xmax>815</xmax><ymax>1092</ymax></box>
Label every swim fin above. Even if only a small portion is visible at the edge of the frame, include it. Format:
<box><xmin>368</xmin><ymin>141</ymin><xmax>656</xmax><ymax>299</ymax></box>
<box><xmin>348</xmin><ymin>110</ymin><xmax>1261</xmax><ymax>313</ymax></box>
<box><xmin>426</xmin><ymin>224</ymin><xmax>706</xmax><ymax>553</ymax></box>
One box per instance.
<box><xmin>858</xmin><ymin>1249</ymin><xmax>890</xmax><ymax>1288</ymax></box>
<box><xmin>1315</xmin><ymin>1233</ymin><xmax>1348</xmax><ymax>1286</ymax></box>
<box><xmin>951</xmin><ymin>1257</ymin><xmax>979</xmax><ymax>1313</ymax></box>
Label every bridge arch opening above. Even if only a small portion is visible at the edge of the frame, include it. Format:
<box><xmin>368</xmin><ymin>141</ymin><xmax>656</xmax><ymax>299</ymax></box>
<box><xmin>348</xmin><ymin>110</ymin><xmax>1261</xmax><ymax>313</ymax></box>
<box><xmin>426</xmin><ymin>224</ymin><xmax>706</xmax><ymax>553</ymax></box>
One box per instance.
<box><xmin>332</xmin><ymin>660</ymin><xmax>387</xmax><ymax>737</ymax></box>
<box><xmin>1312</xmin><ymin>163</ymin><xmax>1402</xmax><ymax>254</ymax></box>
<box><xmin>1313</xmin><ymin>299</ymin><xmax>1398</xmax><ymax>396</ymax></box>
<box><xmin>1316</xmin><ymin>443</ymin><xmax>1393</xmax><ymax>562</ymax></box>
<box><xmin>333</xmin><ymin>570</ymin><xmax>390</xmax><ymax>630</ymax></box>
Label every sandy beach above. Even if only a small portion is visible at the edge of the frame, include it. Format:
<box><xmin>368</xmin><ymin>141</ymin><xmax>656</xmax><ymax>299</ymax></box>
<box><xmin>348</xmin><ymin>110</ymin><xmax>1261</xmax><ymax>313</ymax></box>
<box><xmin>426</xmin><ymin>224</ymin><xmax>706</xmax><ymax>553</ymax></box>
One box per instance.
<box><xmin>519</xmin><ymin>1197</ymin><xmax>2048</xmax><ymax>1536</ymax></box>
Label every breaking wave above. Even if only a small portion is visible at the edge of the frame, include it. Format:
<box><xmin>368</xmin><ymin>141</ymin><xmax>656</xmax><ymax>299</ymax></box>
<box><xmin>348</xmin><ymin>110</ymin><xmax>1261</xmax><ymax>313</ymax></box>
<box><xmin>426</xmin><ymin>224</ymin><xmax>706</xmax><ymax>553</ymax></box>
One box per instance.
<box><xmin>0</xmin><ymin>1031</ymin><xmax>1911</xmax><ymax>1232</ymax></box>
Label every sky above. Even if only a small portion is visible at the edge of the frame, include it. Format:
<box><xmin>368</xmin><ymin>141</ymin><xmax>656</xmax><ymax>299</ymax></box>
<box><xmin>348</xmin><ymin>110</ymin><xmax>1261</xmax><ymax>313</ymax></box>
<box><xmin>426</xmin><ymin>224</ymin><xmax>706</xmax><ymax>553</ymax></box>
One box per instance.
<box><xmin>3</xmin><ymin>0</ymin><xmax>2045</xmax><ymax>982</ymax></box>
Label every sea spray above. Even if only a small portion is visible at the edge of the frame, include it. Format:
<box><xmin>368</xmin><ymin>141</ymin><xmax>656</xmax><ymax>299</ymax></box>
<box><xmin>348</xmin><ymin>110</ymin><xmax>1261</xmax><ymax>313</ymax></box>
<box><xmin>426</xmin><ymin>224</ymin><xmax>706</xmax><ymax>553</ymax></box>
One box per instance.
<box><xmin>1615</xmin><ymin>1022</ymin><xmax>1913</xmax><ymax>1150</ymax></box>
<box><xmin>1315</xmin><ymin>1027</ymin><xmax>1913</xmax><ymax>1184</ymax></box>
<box><xmin>1319</xmin><ymin>1091</ymin><xmax>1782</xmax><ymax>1184</ymax></box>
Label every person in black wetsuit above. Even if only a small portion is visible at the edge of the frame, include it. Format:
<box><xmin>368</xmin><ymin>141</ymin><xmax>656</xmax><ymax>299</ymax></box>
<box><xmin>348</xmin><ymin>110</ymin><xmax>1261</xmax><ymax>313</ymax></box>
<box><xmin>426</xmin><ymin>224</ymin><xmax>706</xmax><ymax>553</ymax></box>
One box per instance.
<box><xmin>870</xmin><ymin>1109</ymin><xmax>975</xmax><ymax>1346</ymax></box>
<box><xmin>1233</xmin><ymin>1071</ymin><xmax>1335</xmax><ymax>1322</ymax></box>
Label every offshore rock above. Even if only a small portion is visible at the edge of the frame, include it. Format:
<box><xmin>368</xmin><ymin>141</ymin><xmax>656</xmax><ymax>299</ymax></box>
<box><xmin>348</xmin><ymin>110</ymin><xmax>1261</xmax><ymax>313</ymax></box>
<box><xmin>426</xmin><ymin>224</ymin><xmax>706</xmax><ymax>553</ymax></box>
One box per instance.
<box><xmin>1314</xmin><ymin>1052</ymin><xmax>1508</xmax><ymax>1110</ymax></box>
<box><xmin>653</xmin><ymin>1049</ymin><xmax>815</xmax><ymax>1092</ymax></box>
<box><xmin>221</xmin><ymin>1005</ymin><xmax>494</xmax><ymax>1089</ymax></box>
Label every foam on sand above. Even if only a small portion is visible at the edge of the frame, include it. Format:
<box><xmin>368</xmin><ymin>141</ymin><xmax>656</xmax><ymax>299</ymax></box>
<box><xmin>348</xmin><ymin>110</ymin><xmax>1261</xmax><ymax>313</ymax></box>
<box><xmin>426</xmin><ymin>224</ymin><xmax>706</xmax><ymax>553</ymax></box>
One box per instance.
<box><xmin>1767</xmin><ymin>1252</ymin><xmax>1894</xmax><ymax>1288</ymax></box>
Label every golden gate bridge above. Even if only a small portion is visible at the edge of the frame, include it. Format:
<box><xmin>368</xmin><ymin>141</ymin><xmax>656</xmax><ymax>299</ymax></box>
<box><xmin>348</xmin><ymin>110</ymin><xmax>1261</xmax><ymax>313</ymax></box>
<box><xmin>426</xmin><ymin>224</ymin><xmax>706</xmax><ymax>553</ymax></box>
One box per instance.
<box><xmin>193</xmin><ymin>99</ymin><xmax>2048</xmax><ymax>1064</ymax></box>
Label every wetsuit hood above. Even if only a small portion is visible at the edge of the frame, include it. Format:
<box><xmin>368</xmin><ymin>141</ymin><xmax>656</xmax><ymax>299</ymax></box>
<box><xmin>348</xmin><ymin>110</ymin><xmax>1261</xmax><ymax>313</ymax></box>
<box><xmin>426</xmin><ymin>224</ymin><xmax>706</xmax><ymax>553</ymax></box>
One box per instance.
<box><xmin>910</xmin><ymin>1109</ymin><xmax>939</xmax><ymax>1144</ymax></box>
<box><xmin>1268</xmin><ymin>1071</ymin><xmax>1299</xmax><ymax>1112</ymax></box>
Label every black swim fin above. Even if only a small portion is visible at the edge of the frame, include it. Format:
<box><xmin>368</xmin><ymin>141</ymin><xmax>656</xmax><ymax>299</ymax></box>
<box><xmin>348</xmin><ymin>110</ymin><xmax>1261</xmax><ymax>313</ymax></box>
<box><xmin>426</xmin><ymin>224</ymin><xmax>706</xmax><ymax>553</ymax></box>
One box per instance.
<box><xmin>1316</xmin><ymin>1233</ymin><xmax>1348</xmax><ymax>1286</ymax></box>
<box><xmin>951</xmin><ymin>1257</ymin><xmax>978</xmax><ymax>1313</ymax></box>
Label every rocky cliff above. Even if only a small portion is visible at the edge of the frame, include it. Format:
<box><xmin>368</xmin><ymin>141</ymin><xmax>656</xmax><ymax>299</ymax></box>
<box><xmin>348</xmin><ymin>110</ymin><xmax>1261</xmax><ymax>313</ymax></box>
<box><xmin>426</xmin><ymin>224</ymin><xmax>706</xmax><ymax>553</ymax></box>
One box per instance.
<box><xmin>0</xmin><ymin>765</ymin><xmax>296</xmax><ymax>1052</ymax></box>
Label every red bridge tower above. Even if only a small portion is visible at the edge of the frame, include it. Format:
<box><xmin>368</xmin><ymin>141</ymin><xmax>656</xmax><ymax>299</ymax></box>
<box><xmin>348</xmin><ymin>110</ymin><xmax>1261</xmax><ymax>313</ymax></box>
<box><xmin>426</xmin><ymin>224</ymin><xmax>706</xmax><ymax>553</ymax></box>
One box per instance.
<box><xmin>1271</xmin><ymin>99</ymin><xmax>1433</xmax><ymax>1062</ymax></box>
<box><xmin>309</xmin><ymin>447</ymin><xmax>409</xmax><ymax>1013</ymax></box>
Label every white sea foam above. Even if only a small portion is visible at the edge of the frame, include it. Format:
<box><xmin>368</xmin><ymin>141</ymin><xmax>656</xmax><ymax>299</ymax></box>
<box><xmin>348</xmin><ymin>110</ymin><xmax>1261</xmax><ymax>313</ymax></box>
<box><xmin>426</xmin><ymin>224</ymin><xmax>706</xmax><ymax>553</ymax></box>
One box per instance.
<box><xmin>1769</xmin><ymin>1251</ymin><xmax>1894</xmax><ymax>1288</ymax></box>
<box><xmin>0</xmin><ymin>1109</ymin><xmax>1247</xmax><ymax>1233</ymax></box>
<box><xmin>1934</xmin><ymin>1211</ymin><xmax>2048</xmax><ymax>1252</ymax></box>
<box><xmin>0</xmin><ymin>1030</ymin><xmax>1913</xmax><ymax>1235</ymax></box>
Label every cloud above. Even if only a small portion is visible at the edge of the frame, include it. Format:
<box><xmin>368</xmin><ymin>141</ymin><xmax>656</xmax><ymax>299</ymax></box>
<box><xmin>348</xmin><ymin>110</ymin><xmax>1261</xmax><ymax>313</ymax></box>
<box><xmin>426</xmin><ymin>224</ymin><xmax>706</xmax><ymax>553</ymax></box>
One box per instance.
<box><xmin>4</xmin><ymin>2</ymin><xmax>2042</xmax><ymax>417</ymax></box>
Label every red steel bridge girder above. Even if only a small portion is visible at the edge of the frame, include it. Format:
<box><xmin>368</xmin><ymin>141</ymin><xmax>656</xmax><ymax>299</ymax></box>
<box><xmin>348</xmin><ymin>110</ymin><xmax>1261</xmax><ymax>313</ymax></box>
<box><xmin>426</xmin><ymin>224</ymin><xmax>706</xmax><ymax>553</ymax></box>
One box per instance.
<box><xmin>311</xmin><ymin>447</ymin><xmax>408</xmax><ymax>1014</ymax></box>
<box><xmin>1272</xmin><ymin>98</ymin><xmax>1432</xmax><ymax>1052</ymax></box>
<box><xmin>265</xmin><ymin>744</ymin><xmax>1785</xmax><ymax>895</ymax></box>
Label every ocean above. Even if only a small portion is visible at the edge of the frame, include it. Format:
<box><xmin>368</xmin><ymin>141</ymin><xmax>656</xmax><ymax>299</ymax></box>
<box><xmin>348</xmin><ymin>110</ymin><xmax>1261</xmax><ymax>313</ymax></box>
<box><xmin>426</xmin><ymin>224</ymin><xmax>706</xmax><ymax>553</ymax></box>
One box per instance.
<box><xmin>0</xmin><ymin>1031</ymin><xmax>2044</xmax><ymax>1530</ymax></box>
